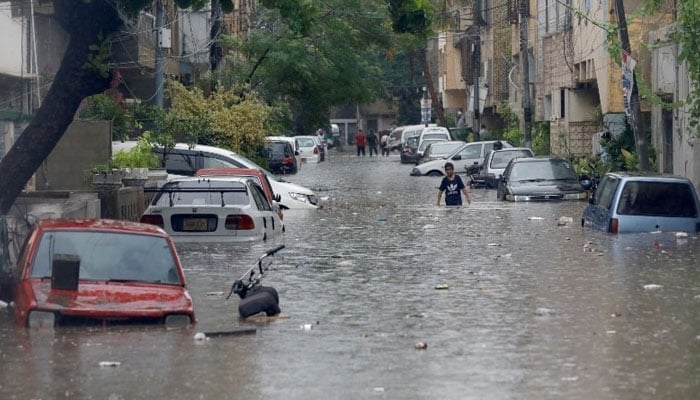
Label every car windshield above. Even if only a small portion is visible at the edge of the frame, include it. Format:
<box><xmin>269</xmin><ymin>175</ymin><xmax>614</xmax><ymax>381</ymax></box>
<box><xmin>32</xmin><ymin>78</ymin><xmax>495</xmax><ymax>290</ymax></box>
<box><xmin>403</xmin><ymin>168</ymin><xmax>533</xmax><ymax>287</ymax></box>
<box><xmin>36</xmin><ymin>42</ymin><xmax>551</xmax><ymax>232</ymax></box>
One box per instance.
<box><xmin>490</xmin><ymin>150</ymin><xmax>533</xmax><ymax>169</ymax></box>
<box><xmin>509</xmin><ymin>160</ymin><xmax>578</xmax><ymax>181</ymax></box>
<box><xmin>616</xmin><ymin>180</ymin><xmax>699</xmax><ymax>217</ymax></box>
<box><xmin>30</xmin><ymin>231</ymin><xmax>181</xmax><ymax>284</ymax></box>
<box><xmin>153</xmin><ymin>180</ymin><xmax>249</xmax><ymax>206</ymax></box>
<box><xmin>406</xmin><ymin>136</ymin><xmax>420</xmax><ymax>146</ymax></box>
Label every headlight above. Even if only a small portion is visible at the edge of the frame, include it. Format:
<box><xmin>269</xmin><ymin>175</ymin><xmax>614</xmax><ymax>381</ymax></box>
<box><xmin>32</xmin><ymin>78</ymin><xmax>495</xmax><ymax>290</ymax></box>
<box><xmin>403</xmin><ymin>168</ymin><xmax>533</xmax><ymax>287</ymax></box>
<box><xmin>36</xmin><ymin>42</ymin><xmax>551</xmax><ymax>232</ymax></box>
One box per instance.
<box><xmin>410</xmin><ymin>168</ymin><xmax>422</xmax><ymax>176</ymax></box>
<box><xmin>28</xmin><ymin>310</ymin><xmax>55</xmax><ymax>328</ymax></box>
<box><xmin>509</xmin><ymin>195</ymin><xmax>529</xmax><ymax>201</ymax></box>
<box><xmin>289</xmin><ymin>192</ymin><xmax>317</xmax><ymax>205</ymax></box>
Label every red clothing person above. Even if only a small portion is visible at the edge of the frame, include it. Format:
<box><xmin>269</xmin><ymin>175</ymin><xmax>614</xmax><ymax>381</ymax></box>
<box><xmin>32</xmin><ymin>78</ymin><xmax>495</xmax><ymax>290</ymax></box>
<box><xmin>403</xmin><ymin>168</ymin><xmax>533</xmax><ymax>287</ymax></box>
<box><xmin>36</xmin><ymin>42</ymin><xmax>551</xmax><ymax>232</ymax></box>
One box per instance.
<box><xmin>355</xmin><ymin>129</ymin><xmax>366</xmax><ymax>156</ymax></box>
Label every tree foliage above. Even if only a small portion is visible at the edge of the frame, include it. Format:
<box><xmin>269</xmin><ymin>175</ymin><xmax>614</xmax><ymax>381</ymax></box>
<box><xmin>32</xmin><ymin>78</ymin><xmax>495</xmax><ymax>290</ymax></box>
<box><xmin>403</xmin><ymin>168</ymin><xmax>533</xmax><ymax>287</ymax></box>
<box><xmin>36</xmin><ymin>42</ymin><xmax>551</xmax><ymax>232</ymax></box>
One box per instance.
<box><xmin>208</xmin><ymin>0</ymin><xmax>395</xmax><ymax>134</ymax></box>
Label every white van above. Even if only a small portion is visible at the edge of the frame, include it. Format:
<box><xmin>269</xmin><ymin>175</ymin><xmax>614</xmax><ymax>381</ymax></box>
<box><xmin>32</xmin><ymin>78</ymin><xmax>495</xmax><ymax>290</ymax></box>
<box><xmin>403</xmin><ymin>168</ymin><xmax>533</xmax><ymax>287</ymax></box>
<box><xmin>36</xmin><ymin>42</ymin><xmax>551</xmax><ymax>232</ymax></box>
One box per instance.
<box><xmin>386</xmin><ymin>124</ymin><xmax>436</xmax><ymax>152</ymax></box>
<box><xmin>417</xmin><ymin>126</ymin><xmax>451</xmax><ymax>158</ymax></box>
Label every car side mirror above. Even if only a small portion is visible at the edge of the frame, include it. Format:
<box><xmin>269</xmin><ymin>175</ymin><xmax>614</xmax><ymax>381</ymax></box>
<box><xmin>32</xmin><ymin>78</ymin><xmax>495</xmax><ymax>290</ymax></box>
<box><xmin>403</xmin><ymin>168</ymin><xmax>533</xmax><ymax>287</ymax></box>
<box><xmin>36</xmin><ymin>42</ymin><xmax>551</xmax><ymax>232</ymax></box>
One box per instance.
<box><xmin>580</xmin><ymin>179</ymin><xmax>592</xmax><ymax>191</ymax></box>
<box><xmin>295</xmin><ymin>151</ymin><xmax>299</xmax><ymax>156</ymax></box>
<box><xmin>275</xmin><ymin>194</ymin><xmax>281</xmax><ymax>202</ymax></box>
<box><xmin>452</xmin><ymin>155</ymin><xmax>462</xmax><ymax>161</ymax></box>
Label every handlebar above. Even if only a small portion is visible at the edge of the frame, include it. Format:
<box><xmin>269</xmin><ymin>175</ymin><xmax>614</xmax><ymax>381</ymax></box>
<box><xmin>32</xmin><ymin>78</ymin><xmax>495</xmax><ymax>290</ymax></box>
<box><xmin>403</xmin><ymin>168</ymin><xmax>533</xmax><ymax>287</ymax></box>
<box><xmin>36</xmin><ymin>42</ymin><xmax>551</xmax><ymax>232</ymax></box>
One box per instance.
<box><xmin>265</xmin><ymin>245</ymin><xmax>285</xmax><ymax>257</ymax></box>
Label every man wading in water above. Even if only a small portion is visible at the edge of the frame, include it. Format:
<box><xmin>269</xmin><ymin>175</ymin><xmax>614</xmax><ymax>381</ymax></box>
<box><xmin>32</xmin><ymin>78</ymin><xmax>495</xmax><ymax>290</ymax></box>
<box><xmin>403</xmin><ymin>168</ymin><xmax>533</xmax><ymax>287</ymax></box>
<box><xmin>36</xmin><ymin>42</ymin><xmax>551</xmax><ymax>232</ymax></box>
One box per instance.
<box><xmin>437</xmin><ymin>162</ymin><xmax>471</xmax><ymax>206</ymax></box>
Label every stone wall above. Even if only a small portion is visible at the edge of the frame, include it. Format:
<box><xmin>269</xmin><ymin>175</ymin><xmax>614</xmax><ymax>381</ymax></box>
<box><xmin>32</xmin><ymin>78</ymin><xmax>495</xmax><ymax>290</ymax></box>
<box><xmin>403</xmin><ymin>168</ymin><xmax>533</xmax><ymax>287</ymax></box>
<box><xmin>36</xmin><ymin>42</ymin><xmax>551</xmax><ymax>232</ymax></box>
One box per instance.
<box><xmin>550</xmin><ymin>120</ymin><xmax>600</xmax><ymax>157</ymax></box>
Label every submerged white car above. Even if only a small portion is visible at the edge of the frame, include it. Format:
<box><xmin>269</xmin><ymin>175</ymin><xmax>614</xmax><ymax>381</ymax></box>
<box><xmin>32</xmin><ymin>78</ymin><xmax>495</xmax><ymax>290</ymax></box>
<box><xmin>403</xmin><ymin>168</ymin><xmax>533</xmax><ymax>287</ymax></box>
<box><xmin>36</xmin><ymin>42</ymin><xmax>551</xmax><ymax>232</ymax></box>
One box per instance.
<box><xmin>140</xmin><ymin>176</ymin><xmax>284</xmax><ymax>242</ymax></box>
<box><xmin>112</xmin><ymin>141</ymin><xmax>319</xmax><ymax>209</ymax></box>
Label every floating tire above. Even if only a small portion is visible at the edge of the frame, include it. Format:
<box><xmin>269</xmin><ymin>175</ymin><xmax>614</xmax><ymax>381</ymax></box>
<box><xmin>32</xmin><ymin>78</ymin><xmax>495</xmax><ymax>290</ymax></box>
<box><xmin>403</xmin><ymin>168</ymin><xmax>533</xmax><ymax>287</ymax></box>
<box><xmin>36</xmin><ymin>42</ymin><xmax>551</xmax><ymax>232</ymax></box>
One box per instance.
<box><xmin>238</xmin><ymin>291</ymin><xmax>281</xmax><ymax>318</ymax></box>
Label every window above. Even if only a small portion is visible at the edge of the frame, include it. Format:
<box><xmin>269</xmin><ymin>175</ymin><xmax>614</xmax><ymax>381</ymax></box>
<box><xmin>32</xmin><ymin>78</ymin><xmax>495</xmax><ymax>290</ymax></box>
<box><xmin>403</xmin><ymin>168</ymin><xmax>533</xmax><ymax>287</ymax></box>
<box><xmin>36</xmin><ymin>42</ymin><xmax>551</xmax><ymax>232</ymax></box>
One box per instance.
<box><xmin>617</xmin><ymin>181</ymin><xmax>698</xmax><ymax>217</ymax></box>
<box><xmin>593</xmin><ymin>175</ymin><xmax>619</xmax><ymax>208</ymax></box>
<box><xmin>458</xmin><ymin>144</ymin><xmax>482</xmax><ymax>159</ymax></box>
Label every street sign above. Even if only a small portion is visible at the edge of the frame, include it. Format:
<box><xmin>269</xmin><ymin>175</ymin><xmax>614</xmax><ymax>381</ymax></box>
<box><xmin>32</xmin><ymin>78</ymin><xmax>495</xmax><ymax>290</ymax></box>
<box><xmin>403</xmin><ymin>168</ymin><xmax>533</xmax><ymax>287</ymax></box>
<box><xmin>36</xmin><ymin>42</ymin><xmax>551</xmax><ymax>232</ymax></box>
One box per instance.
<box><xmin>421</xmin><ymin>98</ymin><xmax>432</xmax><ymax>124</ymax></box>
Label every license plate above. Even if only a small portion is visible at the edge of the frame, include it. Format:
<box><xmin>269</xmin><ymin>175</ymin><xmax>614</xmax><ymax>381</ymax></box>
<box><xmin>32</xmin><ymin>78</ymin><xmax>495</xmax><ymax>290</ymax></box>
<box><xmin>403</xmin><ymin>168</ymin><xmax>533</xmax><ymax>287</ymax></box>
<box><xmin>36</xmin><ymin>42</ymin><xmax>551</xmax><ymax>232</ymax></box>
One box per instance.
<box><xmin>183</xmin><ymin>218</ymin><xmax>208</xmax><ymax>231</ymax></box>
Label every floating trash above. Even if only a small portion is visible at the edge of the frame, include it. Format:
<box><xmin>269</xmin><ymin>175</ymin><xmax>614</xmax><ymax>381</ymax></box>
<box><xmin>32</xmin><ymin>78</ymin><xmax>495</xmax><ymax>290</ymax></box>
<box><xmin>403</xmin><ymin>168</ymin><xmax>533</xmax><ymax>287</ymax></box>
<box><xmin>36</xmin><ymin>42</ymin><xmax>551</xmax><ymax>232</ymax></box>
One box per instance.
<box><xmin>557</xmin><ymin>216</ymin><xmax>573</xmax><ymax>226</ymax></box>
<box><xmin>301</xmin><ymin>324</ymin><xmax>313</xmax><ymax>331</ymax></box>
<box><xmin>194</xmin><ymin>332</ymin><xmax>207</xmax><ymax>341</ymax></box>
<box><xmin>206</xmin><ymin>291</ymin><xmax>224</xmax><ymax>297</ymax></box>
<box><xmin>434</xmin><ymin>284</ymin><xmax>449</xmax><ymax>290</ymax></box>
<box><xmin>643</xmin><ymin>284</ymin><xmax>663</xmax><ymax>290</ymax></box>
<box><xmin>534</xmin><ymin>307</ymin><xmax>555</xmax><ymax>316</ymax></box>
<box><xmin>676</xmin><ymin>232</ymin><xmax>688</xmax><ymax>238</ymax></box>
<box><xmin>414</xmin><ymin>341</ymin><xmax>428</xmax><ymax>350</ymax></box>
<box><xmin>98</xmin><ymin>361</ymin><xmax>121</xmax><ymax>368</ymax></box>
<box><xmin>528</xmin><ymin>216</ymin><xmax>545</xmax><ymax>221</ymax></box>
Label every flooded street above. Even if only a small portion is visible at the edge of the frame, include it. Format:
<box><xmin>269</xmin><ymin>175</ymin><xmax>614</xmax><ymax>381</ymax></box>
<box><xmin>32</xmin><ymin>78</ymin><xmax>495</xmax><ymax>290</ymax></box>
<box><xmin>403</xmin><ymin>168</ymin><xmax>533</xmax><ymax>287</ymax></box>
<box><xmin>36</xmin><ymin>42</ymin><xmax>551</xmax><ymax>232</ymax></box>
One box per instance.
<box><xmin>1</xmin><ymin>150</ymin><xmax>699</xmax><ymax>399</ymax></box>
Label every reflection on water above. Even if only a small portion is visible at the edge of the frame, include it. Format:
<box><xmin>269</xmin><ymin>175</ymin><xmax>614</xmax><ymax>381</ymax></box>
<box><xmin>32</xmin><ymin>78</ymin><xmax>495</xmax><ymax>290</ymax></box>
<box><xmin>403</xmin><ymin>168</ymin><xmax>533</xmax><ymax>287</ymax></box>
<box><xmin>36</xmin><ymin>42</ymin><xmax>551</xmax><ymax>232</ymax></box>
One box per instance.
<box><xmin>1</xmin><ymin>153</ymin><xmax>699</xmax><ymax>399</ymax></box>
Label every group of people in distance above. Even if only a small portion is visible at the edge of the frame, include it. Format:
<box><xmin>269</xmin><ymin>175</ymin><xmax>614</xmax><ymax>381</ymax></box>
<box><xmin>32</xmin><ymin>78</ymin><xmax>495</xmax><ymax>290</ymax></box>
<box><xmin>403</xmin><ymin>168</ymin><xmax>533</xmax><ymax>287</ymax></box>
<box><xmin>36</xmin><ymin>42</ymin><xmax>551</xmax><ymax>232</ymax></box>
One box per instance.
<box><xmin>354</xmin><ymin>129</ymin><xmax>390</xmax><ymax>157</ymax></box>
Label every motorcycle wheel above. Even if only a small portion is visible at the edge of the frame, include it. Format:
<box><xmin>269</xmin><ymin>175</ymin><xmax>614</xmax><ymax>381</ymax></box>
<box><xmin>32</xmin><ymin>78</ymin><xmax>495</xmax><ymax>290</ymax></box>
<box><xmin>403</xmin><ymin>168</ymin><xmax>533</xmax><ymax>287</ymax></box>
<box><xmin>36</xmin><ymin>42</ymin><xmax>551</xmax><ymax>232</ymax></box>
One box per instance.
<box><xmin>247</xmin><ymin>285</ymin><xmax>279</xmax><ymax>304</ymax></box>
<box><xmin>238</xmin><ymin>291</ymin><xmax>281</xmax><ymax>318</ymax></box>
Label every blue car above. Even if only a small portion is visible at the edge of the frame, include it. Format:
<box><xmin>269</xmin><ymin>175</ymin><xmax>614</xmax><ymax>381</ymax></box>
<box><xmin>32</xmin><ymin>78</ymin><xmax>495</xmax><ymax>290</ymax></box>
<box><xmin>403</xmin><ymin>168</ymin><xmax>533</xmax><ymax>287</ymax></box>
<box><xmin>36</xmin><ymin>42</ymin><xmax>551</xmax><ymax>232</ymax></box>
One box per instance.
<box><xmin>582</xmin><ymin>172</ymin><xmax>700</xmax><ymax>233</ymax></box>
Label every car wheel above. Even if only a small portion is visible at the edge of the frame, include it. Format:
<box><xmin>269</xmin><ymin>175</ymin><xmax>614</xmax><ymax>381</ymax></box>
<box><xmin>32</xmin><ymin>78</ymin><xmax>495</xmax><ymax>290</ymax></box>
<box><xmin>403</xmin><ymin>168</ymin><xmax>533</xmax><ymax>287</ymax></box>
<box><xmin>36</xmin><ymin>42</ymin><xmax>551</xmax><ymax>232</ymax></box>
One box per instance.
<box><xmin>238</xmin><ymin>291</ymin><xmax>280</xmax><ymax>318</ymax></box>
<box><xmin>427</xmin><ymin>171</ymin><xmax>443</xmax><ymax>177</ymax></box>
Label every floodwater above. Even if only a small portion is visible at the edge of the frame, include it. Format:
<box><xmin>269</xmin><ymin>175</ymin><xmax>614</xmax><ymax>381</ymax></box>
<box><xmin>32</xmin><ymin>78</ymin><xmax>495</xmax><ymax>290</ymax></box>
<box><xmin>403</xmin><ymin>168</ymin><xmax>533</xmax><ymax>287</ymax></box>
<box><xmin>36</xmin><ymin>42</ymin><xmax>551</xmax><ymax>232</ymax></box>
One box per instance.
<box><xmin>1</xmin><ymin>150</ymin><xmax>699</xmax><ymax>399</ymax></box>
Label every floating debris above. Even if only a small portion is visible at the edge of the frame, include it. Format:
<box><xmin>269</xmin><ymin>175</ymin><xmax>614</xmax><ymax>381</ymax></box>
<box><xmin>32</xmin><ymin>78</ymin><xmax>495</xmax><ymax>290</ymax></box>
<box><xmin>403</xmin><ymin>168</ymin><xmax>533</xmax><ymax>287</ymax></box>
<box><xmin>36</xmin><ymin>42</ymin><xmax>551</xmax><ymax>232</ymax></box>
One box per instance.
<box><xmin>434</xmin><ymin>284</ymin><xmax>449</xmax><ymax>290</ymax></box>
<box><xmin>643</xmin><ymin>284</ymin><xmax>663</xmax><ymax>290</ymax></box>
<box><xmin>98</xmin><ymin>361</ymin><xmax>121</xmax><ymax>368</ymax></box>
<box><xmin>534</xmin><ymin>307</ymin><xmax>555</xmax><ymax>316</ymax></box>
<box><xmin>675</xmin><ymin>232</ymin><xmax>688</xmax><ymax>238</ymax></box>
<box><xmin>557</xmin><ymin>216</ymin><xmax>573</xmax><ymax>226</ymax></box>
<box><xmin>301</xmin><ymin>324</ymin><xmax>313</xmax><ymax>331</ymax></box>
<box><xmin>414</xmin><ymin>341</ymin><xmax>428</xmax><ymax>350</ymax></box>
<box><xmin>528</xmin><ymin>216</ymin><xmax>545</xmax><ymax>221</ymax></box>
<box><xmin>206</xmin><ymin>291</ymin><xmax>224</xmax><ymax>297</ymax></box>
<box><xmin>487</xmin><ymin>243</ymin><xmax>500</xmax><ymax>247</ymax></box>
<box><xmin>194</xmin><ymin>332</ymin><xmax>207</xmax><ymax>341</ymax></box>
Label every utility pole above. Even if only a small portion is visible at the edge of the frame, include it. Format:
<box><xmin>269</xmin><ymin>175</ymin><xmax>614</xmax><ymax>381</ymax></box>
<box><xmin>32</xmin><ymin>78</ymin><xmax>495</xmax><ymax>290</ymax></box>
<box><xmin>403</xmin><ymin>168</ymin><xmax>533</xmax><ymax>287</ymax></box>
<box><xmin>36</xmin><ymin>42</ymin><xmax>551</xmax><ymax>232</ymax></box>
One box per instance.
<box><xmin>615</xmin><ymin>0</ymin><xmax>650</xmax><ymax>171</ymax></box>
<box><xmin>519</xmin><ymin>0</ymin><xmax>532</xmax><ymax>148</ymax></box>
<box><xmin>154</xmin><ymin>0</ymin><xmax>164</xmax><ymax>108</ymax></box>
<box><xmin>472</xmin><ymin>29</ymin><xmax>481</xmax><ymax>140</ymax></box>
<box><xmin>210</xmin><ymin>0</ymin><xmax>224</xmax><ymax>73</ymax></box>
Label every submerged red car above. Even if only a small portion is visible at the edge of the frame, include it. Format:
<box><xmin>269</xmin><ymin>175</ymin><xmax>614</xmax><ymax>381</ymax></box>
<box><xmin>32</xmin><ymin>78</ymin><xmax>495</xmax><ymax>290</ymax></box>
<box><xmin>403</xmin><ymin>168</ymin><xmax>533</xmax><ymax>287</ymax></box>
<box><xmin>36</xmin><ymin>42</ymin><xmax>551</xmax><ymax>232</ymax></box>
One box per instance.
<box><xmin>11</xmin><ymin>219</ymin><xmax>195</xmax><ymax>328</ymax></box>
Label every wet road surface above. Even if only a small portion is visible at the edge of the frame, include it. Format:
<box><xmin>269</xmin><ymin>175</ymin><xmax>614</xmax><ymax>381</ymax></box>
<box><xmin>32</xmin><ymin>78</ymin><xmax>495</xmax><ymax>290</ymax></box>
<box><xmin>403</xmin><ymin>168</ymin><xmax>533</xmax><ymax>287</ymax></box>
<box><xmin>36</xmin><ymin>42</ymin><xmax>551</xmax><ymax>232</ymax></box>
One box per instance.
<box><xmin>1</xmin><ymin>150</ymin><xmax>699</xmax><ymax>399</ymax></box>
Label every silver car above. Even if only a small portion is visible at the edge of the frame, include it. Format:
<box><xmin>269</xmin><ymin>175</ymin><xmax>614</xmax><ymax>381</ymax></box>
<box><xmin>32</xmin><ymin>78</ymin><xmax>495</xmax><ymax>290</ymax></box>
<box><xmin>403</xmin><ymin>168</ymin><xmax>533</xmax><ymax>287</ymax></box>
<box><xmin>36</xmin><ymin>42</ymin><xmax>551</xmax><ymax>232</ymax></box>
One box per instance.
<box><xmin>582</xmin><ymin>173</ymin><xmax>700</xmax><ymax>233</ymax></box>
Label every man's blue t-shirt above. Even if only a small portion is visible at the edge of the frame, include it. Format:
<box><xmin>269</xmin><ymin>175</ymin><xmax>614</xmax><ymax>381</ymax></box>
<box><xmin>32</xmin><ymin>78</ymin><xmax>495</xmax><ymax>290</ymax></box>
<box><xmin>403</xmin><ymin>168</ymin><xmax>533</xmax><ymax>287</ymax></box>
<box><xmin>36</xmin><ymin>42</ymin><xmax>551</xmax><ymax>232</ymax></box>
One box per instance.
<box><xmin>439</xmin><ymin>175</ymin><xmax>466</xmax><ymax>205</ymax></box>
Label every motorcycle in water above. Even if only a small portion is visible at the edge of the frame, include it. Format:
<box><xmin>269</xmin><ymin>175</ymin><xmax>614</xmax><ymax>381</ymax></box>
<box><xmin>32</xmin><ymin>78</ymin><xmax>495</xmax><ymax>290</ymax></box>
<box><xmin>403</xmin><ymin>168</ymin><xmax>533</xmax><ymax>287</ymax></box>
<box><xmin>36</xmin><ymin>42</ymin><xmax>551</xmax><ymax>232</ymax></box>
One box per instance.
<box><xmin>227</xmin><ymin>245</ymin><xmax>285</xmax><ymax>318</ymax></box>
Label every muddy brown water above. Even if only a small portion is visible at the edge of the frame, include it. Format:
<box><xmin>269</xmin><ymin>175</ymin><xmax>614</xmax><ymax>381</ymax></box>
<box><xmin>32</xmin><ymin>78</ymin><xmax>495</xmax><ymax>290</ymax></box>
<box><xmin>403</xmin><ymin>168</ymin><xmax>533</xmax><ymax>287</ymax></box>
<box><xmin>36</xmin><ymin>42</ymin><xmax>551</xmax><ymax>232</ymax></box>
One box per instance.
<box><xmin>1</xmin><ymin>151</ymin><xmax>699</xmax><ymax>399</ymax></box>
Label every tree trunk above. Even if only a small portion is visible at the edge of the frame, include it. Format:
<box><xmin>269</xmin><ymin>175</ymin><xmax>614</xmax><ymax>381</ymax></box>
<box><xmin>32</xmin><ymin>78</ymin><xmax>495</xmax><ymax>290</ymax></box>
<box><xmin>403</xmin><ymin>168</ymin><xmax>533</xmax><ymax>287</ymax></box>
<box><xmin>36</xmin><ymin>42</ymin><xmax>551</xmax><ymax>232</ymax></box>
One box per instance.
<box><xmin>0</xmin><ymin>0</ymin><xmax>122</xmax><ymax>214</ymax></box>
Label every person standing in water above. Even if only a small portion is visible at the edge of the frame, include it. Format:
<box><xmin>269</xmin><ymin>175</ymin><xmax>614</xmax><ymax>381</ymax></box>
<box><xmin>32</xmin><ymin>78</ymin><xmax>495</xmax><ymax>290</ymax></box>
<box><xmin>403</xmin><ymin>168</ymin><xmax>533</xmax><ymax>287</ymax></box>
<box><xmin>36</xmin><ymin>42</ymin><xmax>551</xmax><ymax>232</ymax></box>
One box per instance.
<box><xmin>437</xmin><ymin>162</ymin><xmax>471</xmax><ymax>206</ymax></box>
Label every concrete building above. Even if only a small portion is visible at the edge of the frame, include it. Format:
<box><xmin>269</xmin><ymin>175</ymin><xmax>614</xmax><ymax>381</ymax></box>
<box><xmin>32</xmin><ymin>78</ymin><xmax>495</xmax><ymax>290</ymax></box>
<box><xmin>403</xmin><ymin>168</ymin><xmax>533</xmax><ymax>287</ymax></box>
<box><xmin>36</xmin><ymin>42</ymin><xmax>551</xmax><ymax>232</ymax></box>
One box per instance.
<box><xmin>429</xmin><ymin>0</ymin><xmax>695</xmax><ymax>191</ymax></box>
<box><xmin>649</xmin><ymin>24</ymin><xmax>700</xmax><ymax>188</ymax></box>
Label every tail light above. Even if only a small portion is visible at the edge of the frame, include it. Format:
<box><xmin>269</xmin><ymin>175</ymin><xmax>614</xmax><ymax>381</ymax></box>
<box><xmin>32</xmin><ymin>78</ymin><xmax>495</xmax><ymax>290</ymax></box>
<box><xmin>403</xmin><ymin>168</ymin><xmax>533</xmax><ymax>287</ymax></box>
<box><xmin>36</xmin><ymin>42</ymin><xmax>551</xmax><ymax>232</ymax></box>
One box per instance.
<box><xmin>282</xmin><ymin>156</ymin><xmax>294</xmax><ymax>165</ymax></box>
<box><xmin>225</xmin><ymin>215</ymin><xmax>255</xmax><ymax>230</ymax></box>
<box><xmin>313</xmin><ymin>146</ymin><xmax>319</xmax><ymax>154</ymax></box>
<box><xmin>140</xmin><ymin>214</ymin><xmax>164</xmax><ymax>228</ymax></box>
<box><xmin>609</xmin><ymin>218</ymin><xmax>619</xmax><ymax>234</ymax></box>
